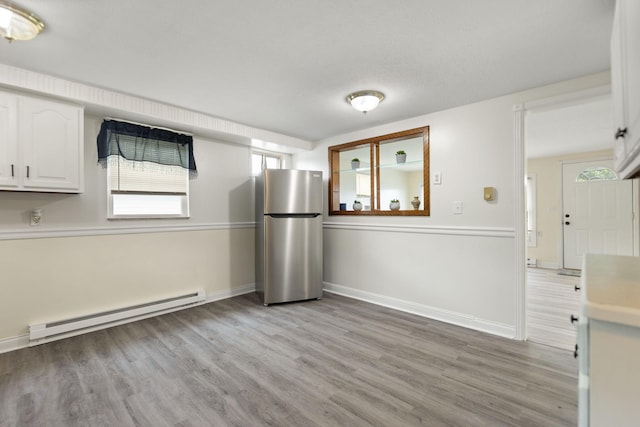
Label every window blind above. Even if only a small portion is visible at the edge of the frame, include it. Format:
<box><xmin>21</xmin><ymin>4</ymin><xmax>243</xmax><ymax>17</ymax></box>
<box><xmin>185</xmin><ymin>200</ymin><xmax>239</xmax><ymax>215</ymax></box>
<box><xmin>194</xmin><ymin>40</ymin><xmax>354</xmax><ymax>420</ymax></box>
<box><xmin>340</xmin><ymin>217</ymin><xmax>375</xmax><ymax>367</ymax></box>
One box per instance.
<box><xmin>109</xmin><ymin>156</ymin><xmax>187</xmax><ymax>194</ymax></box>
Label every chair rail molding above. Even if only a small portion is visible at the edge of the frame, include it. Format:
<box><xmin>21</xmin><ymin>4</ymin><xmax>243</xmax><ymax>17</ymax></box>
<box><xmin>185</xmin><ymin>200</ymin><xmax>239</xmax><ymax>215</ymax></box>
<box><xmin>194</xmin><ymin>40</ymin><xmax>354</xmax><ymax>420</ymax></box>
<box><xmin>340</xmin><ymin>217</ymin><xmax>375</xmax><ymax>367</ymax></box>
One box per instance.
<box><xmin>323</xmin><ymin>222</ymin><xmax>515</xmax><ymax>238</ymax></box>
<box><xmin>0</xmin><ymin>221</ymin><xmax>256</xmax><ymax>241</ymax></box>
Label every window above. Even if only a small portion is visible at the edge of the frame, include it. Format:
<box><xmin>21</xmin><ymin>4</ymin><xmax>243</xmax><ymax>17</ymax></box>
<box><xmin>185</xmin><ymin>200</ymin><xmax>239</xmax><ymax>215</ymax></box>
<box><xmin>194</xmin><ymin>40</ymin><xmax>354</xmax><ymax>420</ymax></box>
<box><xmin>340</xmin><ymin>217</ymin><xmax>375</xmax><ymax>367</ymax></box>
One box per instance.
<box><xmin>576</xmin><ymin>166</ymin><xmax>618</xmax><ymax>182</ymax></box>
<box><xmin>252</xmin><ymin>151</ymin><xmax>283</xmax><ymax>176</ymax></box>
<box><xmin>108</xmin><ymin>156</ymin><xmax>189</xmax><ymax>218</ymax></box>
<box><xmin>97</xmin><ymin>119</ymin><xmax>196</xmax><ymax>218</ymax></box>
<box><xmin>526</xmin><ymin>175</ymin><xmax>537</xmax><ymax>247</ymax></box>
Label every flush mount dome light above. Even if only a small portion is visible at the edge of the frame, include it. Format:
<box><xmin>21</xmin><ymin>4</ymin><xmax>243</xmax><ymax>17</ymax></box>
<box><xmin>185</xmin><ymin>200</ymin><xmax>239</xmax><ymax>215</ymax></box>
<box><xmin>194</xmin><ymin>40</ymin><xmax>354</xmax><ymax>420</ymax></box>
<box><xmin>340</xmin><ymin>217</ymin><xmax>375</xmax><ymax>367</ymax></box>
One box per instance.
<box><xmin>0</xmin><ymin>2</ymin><xmax>45</xmax><ymax>42</ymax></box>
<box><xmin>346</xmin><ymin>90</ymin><xmax>385</xmax><ymax>114</ymax></box>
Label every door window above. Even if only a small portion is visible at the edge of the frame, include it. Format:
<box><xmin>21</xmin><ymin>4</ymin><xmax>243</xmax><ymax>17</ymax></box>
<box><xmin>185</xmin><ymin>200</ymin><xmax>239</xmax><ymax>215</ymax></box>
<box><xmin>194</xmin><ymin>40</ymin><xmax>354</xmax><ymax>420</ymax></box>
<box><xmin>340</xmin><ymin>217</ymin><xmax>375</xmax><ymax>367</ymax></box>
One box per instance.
<box><xmin>576</xmin><ymin>167</ymin><xmax>618</xmax><ymax>182</ymax></box>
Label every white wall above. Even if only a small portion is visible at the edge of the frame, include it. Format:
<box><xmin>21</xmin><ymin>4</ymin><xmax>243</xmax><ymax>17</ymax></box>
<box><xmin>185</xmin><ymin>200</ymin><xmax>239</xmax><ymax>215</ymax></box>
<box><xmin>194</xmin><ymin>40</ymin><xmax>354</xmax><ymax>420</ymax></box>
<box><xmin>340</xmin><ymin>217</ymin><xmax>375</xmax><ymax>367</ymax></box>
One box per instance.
<box><xmin>295</xmin><ymin>72</ymin><xmax>611</xmax><ymax>337</ymax></box>
<box><xmin>0</xmin><ymin>114</ymin><xmax>257</xmax><ymax>345</ymax></box>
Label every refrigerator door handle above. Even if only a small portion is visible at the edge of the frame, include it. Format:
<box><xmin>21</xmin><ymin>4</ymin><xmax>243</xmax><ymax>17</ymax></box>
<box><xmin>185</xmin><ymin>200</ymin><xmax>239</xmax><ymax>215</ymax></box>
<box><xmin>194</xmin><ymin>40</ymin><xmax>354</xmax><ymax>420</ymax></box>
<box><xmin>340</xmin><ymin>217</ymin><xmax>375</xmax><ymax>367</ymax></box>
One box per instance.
<box><xmin>267</xmin><ymin>213</ymin><xmax>321</xmax><ymax>219</ymax></box>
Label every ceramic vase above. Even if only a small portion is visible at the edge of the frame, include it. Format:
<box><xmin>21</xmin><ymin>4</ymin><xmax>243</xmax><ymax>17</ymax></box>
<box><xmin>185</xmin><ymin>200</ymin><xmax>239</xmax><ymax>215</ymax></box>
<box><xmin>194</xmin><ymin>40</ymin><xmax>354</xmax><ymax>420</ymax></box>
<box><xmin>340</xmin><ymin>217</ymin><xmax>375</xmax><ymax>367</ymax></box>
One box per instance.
<box><xmin>411</xmin><ymin>196</ymin><xmax>421</xmax><ymax>210</ymax></box>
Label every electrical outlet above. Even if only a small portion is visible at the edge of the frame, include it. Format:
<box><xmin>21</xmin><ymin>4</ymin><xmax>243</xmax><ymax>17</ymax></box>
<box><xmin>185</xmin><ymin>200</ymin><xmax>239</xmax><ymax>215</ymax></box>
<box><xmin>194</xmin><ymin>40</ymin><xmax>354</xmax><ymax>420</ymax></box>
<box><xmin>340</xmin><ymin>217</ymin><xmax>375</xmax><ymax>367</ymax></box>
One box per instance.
<box><xmin>30</xmin><ymin>209</ymin><xmax>42</xmax><ymax>226</ymax></box>
<box><xmin>453</xmin><ymin>201</ymin><xmax>463</xmax><ymax>214</ymax></box>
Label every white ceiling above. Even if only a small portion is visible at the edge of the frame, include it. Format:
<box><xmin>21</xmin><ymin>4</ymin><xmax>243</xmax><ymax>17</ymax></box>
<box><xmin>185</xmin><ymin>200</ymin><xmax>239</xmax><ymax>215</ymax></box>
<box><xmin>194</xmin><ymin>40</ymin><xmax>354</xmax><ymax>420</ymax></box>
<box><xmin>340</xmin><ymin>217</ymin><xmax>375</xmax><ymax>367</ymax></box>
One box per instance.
<box><xmin>0</xmin><ymin>0</ymin><xmax>615</xmax><ymax>143</ymax></box>
<box><xmin>526</xmin><ymin>95</ymin><xmax>613</xmax><ymax>159</ymax></box>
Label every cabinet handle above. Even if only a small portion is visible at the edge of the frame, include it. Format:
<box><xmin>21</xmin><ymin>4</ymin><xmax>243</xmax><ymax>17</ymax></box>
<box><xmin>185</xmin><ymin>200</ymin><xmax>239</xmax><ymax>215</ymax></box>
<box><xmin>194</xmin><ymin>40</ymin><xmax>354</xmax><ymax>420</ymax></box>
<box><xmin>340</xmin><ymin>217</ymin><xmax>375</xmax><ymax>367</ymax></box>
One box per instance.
<box><xmin>574</xmin><ymin>344</ymin><xmax>578</xmax><ymax>359</ymax></box>
<box><xmin>11</xmin><ymin>164</ymin><xmax>14</xmax><ymax>177</ymax></box>
<box><xmin>570</xmin><ymin>314</ymin><xmax>578</xmax><ymax>324</ymax></box>
<box><xmin>565</xmin><ymin>221</ymin><xmax>570</xmax><ymax>225</ymax></box>
<box><xmin>575</xmin><ymin>285</ymin><xmax>581</xmax><ymax>292</ymax></box>
<box><xmin>26</xmin><ymin>165</ymin><xmax>29</xmax><ymax>178</ymax></box>
<box><xmin>615</xmin><ymin>127</ymin><xmax>628</xmax><ymax>140</ymax></box>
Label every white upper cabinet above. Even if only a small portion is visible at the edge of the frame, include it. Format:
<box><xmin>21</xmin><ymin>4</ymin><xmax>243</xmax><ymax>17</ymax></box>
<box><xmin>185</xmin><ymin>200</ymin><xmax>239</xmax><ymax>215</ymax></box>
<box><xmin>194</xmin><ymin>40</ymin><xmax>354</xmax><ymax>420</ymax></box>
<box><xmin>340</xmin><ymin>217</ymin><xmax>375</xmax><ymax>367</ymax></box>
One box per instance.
<box><xmin>612</xmin><ymin>0</ymin><xmax>640</xmax><ymax>179</ymax></box>
<box><xmin>0</xmin><ymin>91</ymin><xmax>84</xmax><ymax>193</ymax></box>
<box><xmin>0</xmin><ymin>92</ymin><xmax>18</xmax><ymax>188</ymax></box>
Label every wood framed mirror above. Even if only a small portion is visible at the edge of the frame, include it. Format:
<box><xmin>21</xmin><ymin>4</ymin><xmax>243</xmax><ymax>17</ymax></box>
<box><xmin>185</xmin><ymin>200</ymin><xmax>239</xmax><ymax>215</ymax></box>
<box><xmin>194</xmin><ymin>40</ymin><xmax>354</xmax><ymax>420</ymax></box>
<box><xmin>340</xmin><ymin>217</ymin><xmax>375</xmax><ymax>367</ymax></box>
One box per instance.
<box><xmin>328</xmin><ymin>126</ymin><xmax>430</xmax><ymax>216</ymax></box>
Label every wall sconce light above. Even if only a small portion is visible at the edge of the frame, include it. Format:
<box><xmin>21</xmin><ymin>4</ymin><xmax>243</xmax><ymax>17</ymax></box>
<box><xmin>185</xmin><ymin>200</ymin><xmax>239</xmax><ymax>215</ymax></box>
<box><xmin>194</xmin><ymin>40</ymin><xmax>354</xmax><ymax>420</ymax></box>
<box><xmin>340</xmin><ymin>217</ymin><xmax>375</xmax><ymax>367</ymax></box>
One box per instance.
<box><xmin>0</xmin><ymin>2</ymin><xmax>45</xmax><ymax>42</ymax></box>
<box><xmin>346</xmin><ymin>90</ymin><xmax>385</xmax><ymax>114</ymax></box>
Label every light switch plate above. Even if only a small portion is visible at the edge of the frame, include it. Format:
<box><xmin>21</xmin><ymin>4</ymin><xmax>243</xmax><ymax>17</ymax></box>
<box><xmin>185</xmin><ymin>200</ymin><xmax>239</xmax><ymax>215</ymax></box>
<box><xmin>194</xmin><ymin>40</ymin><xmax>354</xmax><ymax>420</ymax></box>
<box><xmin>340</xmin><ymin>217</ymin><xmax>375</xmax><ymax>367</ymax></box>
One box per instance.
<box><xmin>453</xmin><ymin>201</ymin><xmax>463</xmax><ymax>214</ymax></box>
<box><xmin>433</xmin><ymin>172</ymin><xmax>442</xmax><ymax>185</ymax></box>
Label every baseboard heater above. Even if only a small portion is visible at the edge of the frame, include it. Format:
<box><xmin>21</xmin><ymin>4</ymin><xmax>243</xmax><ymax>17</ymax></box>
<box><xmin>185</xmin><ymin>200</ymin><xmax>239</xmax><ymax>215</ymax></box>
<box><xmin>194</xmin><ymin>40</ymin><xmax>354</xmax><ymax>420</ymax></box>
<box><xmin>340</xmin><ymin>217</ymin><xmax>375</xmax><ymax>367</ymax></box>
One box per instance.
<box><xmin>28</xmin><ymin>290</ymin><xmax>206</xmax><ymax>346</ymax></box>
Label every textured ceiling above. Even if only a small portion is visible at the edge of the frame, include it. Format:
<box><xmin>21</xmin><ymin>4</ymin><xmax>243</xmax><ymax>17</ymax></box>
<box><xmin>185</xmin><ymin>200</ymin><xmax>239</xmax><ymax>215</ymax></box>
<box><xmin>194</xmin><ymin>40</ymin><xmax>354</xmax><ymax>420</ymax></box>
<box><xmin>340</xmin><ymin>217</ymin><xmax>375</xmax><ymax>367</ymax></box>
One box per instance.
<box><xmin>527</xmin><ymin>95</ymin><xmax>613</xmax><ymax>159</ymax></box>
<box><xmin>0</xmin><ymin>0</ymin><xmax>615</xmax><ymax>142</ymax></box>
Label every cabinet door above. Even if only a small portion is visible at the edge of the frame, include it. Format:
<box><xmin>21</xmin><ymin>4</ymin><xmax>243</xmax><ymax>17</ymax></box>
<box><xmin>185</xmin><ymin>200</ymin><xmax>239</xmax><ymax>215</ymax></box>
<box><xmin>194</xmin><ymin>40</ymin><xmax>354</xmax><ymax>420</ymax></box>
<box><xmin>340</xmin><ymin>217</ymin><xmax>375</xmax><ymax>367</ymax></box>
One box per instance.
<box><xmin>0</xmin><ymin>92</ymin><xmax>18</xmax><ymax>188</ymax></box>
<box><xmin>612</xmin><ymin>0</ymin><xmax>640</xmax><ymax>178</ymax></box>
<box><xmin>18</xmin><ymin>96</ymin><xmax>83</xmax><ymax>192</ymax></box>
<box><xmin>589</xmin><ymin>319</ymin><xmax>640</xmax><ymax>426</ymax></box>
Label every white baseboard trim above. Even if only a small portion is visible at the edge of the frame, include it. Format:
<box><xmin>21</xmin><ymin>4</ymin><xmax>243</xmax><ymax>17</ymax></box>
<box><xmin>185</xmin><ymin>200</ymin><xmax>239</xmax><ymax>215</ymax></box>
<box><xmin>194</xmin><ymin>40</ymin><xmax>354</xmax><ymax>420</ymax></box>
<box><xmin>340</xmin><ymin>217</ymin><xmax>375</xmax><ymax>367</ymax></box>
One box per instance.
<box><xmin>0</xmin><ymin>284</ymin><xmax>257</xmax><ymax>354</ymax></box>
<box><xmin>0</xmin><ymin>334</ymin><xmax>29</xmax><ymax>354</ymax></box>
<box><xmin>323</xmin><ymin>282</ymin><xmax>516</xmax><ymax>339</ymax></box>
<box><xmin>205</xmin><ymin>284</ymin><xmax>256</xmax><ymax>303</ymax></box>
<box><xmin>534</xmin><ymin>261</ymin><xmax>561</xmax><ymax>270</ymax></box>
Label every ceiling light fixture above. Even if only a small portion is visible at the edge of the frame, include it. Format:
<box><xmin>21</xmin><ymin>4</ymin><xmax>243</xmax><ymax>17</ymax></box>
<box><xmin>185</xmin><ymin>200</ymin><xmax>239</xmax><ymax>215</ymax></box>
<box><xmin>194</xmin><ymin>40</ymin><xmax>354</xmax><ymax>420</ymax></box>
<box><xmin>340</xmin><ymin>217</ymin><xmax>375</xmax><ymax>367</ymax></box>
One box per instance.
<box><xmin>346</xmin><ymin>90</ymin><xmax>385</xmax><ymax>114</ymax></box>
<box><xmin>0</xmin><ymin>2</ymin><xmax>45</xmax><ymax>42</ymax></box>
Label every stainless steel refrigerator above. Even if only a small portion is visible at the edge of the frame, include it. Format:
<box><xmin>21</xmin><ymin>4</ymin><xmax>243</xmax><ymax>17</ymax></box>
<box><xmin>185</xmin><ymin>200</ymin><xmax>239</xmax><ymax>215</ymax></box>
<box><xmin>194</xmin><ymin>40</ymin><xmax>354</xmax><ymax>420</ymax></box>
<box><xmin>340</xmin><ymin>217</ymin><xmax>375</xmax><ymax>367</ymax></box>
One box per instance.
<box><xmin>255</xmin><ymin>169</ymin><xmax>323</xmax><ymax>305</ymax></box>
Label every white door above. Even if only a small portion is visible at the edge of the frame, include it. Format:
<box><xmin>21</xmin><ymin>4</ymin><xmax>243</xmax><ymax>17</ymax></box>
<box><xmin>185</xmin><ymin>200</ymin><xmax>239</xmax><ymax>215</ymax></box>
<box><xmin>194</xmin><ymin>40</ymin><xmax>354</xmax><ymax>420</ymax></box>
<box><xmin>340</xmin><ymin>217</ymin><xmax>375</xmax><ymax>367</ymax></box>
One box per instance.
<box><xmin>562</xmin><ymin>160</ymin><xmax>634</xmax><ymax>270</ymax></box>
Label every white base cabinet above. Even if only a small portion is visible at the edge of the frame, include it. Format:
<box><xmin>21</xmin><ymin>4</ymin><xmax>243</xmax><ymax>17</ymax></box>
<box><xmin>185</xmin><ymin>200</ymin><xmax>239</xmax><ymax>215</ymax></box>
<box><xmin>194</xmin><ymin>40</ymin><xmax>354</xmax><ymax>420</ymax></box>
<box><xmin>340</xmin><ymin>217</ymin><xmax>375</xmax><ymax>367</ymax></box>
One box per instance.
<box><xmin>0</xmin><ymin>90</ymin><xmax>84</xmax><ymax>193</ymax></box>
<box><xmin>589</xmin><ymin>319</ymin><xmax>640</xmax><ymax>426</ymax></box>
<box><xmin>578</xmin><ymin>254</ymin><xmax>640</xmax><ymax>426</ymax></box>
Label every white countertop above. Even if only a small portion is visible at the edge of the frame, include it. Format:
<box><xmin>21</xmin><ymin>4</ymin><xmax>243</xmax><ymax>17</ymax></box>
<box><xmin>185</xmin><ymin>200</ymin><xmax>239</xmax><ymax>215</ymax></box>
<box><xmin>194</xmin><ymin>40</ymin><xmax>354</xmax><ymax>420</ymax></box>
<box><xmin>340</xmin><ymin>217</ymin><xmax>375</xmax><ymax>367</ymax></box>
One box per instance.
<box><xmin>582</xmin><ymin>254</ymin><xmax>640</xmax><ymax>327</ymax></box>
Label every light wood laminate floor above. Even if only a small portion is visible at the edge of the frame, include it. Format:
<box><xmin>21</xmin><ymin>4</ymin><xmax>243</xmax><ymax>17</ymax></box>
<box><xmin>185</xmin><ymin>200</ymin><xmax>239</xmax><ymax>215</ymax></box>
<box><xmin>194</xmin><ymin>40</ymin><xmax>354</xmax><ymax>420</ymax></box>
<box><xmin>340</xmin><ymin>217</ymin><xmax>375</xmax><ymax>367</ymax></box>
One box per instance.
<box><xmin>0</xmin><ymin>293</ymin><xmax>577</xmax><ymax>426</ymax></box>
<box><xmin>527</xmin><ymin>267</ymin><xmax>581</xmax><ymax>351</ymax></box>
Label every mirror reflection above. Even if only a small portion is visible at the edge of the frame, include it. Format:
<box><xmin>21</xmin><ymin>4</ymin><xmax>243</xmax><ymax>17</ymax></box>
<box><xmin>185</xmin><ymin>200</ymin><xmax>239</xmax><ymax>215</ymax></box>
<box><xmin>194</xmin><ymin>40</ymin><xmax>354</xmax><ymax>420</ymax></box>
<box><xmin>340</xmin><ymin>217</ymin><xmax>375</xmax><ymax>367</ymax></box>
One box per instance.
<box><xmin>328</xmin><ymin>127</ymin><xmax>429</xmax><ymax>216</ymax></box>
<box><xmin>339</xmin><ymin>145</ymin><xmax>372</xmax><ymax>211</ymax></box>
<box><xmin>378</xmin><ymin>135</ymin><xmax>424</xmax><ymax>211</ymax></box>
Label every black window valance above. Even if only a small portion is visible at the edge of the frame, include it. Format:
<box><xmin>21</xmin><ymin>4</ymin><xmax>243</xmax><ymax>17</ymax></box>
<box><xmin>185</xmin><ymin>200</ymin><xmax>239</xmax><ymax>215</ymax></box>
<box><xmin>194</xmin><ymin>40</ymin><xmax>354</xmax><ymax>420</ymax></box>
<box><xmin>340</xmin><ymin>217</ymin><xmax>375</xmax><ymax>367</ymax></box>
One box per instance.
<box><xmin>97</xmin><ymin>119</ymin><xmax>197</xmax><ymax>175</ymax></box>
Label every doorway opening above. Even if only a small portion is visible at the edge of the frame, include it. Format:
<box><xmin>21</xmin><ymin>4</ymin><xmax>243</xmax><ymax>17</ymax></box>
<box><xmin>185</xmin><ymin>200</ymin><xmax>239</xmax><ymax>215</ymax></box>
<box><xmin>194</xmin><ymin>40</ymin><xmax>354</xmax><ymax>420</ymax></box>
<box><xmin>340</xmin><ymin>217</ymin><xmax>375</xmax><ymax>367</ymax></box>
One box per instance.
<box><xmin>515</xmin><ymin>85</ymin><xmax>640</xmax><ymax>348</ymax></box>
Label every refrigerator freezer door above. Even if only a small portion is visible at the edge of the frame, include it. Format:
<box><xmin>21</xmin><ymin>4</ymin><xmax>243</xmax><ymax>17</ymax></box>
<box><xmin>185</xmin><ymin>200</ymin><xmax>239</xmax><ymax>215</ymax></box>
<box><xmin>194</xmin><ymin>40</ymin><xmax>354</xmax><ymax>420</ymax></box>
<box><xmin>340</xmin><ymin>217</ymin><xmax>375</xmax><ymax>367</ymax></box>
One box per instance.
<box><xmin>263</xmin><ymin>169</ymin><xmax>323</xmax><ymax>214</ymax></box>
<box><xmin>263</xmin><ymin>215</ymin><xmax>323</xmax><ymax>304</ymax></box>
